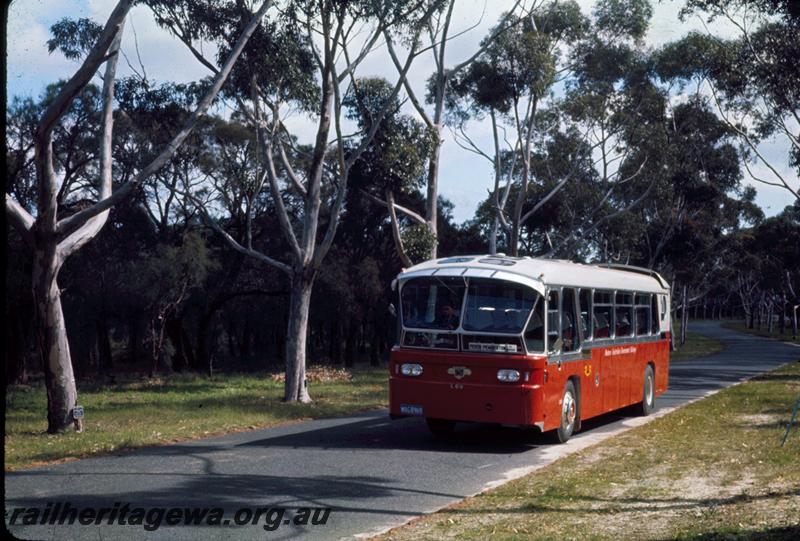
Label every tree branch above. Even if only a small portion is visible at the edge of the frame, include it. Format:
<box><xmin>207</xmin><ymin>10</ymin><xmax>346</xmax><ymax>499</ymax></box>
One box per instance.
<box><xmin>360</xmin><ymin>189</ymin><xmax>427</xmax><ymax>226</ymax></box>
<box><xmin>55</xmin><ymin>0</ymin><xmax>275</xmax><ymax>239</ymax></box>
<box><xmin>59</xmin><ymin>21</ymin><xmax>125</xmax><ymax>258</ymax></box>
<box><xmin>387</xmin><ymin>190</ymin><xmax>414</xmax><ymax>268</ymax></box>
<box><xmin>37</xmin><ymin>0</ymin><xmax>133</xmax><ymax>144</ymax></box>
<box><xmin>5</xmin><ymin>194</ymin><xmax>35</xmax><ymax>248</ymax></box>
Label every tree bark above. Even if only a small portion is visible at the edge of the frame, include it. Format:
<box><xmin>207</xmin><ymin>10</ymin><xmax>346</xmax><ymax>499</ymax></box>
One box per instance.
<box><xmin>425</xmin><ymin>136</ymin><xmax>441</xmax><ymax>259</ymax></box>
<box><xmin>33</xmin><ymin>245</ymin><xmax>78</xmax><ymax>433</ymax></box>
<box><xmin>284</xmin><ymin>273</ymin><xmax>313</xmax><ymax>403</ymax></box>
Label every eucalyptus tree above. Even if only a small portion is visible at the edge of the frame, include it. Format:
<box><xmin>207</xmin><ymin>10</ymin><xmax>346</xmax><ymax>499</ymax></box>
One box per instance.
<box><xmin>445</xmin><ymin>0</ymin><xmax>655</xmax><ymax>257</ymax></box>
<box><xmin>348</xmin><ymin>77</ymin><xmax>435</xmax><ymax>267</ymax></box>
<box><xmin>112</xmin><ymin>78</ymin><xmax>216</xmax><ymax>238</ymax></box>
<box><xmin>548</xmin><ymin>0</ymin><xmax>656</xmax><ymax>256</ymax></box>
<box><xmin>378</xmin><ymin>0</ymin><xmax>528</xmax><ymax>259</ymax></box>
<box><xmin>149</xmin><ymin>0</ymin><xmax>445</xmax><ymax>402</ymax></box>
<box><xmin>4</xmin><ymin>0</ymin><xmax>272</xmax><ymax>432</ymax></box>
<box><xmin>617</xmin><ymin>98</ymin><xmax>761</xmax><ymax>344</ymax></box>
<box><xmin>440</xmin><ymin>2</ymin><xmax>589</xmax><ymax>255</ymax></box>
<box><xmin>664</xmin><ymin>0</ymin><xmax>800</xmax><ymax>200</ymax></box>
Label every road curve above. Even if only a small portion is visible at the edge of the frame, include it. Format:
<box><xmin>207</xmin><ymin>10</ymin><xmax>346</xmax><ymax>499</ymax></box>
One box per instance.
<box><xmin>6</xmin><ymin>321</ymin><xmax>799</xmax><ymax>540</ymax></box>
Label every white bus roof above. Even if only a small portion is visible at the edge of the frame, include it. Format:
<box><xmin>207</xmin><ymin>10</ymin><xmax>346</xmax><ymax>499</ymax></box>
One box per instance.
<box><xmin>397</xmin><ymin>255</ymin><xmax>670</xmax><ymax>296</ymax></box>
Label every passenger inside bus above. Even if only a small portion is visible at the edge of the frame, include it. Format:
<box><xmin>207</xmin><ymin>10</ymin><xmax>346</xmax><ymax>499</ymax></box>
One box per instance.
<box><xmin>616</xmin><ymin>310</ymin><xmax>632</xmax><ymax>336</ymax></box>
<box><xmin>594</xmin><ymin>312</ymin><xmax>611</xmax><ymax>338</ymax></box>
<box><xmin>437</xmin><ymin>303</ymin><xmax>461</xmax><ymax>330</ymax></box>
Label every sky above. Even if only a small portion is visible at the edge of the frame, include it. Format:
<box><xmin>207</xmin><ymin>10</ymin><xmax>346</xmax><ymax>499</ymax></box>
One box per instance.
<box><xmin>6</xmin><ymin>0</ymin><xmax>797</xmax><ymax>222</ymax></box>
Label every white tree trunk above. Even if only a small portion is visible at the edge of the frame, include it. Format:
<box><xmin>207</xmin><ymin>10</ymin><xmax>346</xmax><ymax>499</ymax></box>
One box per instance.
<box><xmin>284</xmin><ymin>273</ymin><xmax>313</xmax><ymax>403</ymax></box>
<box><xmin>489</xmin><ymin>217</ymin><xmax>499</xmax><ymax>255</ymax></box>
<box><xmin>425</xmin><ymin>135</ymin><xmax>441</xmax><ymax>259</ymax></box>
<box><xmin>33</xmin><ymin>244</ymin><xmax>78</xmax><ymax>433</ymax></box>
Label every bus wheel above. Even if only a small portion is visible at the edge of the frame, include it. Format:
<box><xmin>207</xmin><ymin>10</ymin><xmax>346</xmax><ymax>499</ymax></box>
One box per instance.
<box><xmin>557</xmin><ymin>381</ymin><xmax>578</xmax><ymax>443</ymax></box>
<box><xmin>637</xmin><ymin>365</ymin><xmax>655</xmax><ymax>416</ymax></box>
<box><xmin>426</xmin><ymin>418</ymin><xmax>455</xmax><ymax>437</ymax></box>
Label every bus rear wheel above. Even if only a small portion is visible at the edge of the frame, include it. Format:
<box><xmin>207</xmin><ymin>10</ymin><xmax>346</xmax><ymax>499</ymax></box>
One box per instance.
<box><xmin>426</xmin><ymin>418</ymin><xmax>455</xmax><ymax>437</ymax></box>
<box><xmin>557</xmin><ymin>381</ymin><xmax>578</xmax><ymax>443</ymax></box>
<box><xmin>637</xmin><ymin>365</ymin><xmax>655</xmax><ymax>416</ymax></box>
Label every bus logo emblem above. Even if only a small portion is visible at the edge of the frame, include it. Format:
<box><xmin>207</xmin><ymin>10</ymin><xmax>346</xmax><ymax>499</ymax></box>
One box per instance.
<box><xmin>448</xmin><ymin>366</ymin><xmax>471</xmax><ymax>380</ymax></box>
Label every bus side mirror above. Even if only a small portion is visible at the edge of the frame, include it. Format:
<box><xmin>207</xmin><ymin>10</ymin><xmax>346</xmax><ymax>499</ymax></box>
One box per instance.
<box><xmin>388</xmin><ymin>303</ymin><xmax>397</xmax><ymax>318</ymax></box>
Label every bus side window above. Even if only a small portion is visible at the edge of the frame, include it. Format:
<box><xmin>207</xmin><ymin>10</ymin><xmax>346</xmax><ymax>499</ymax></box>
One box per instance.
<box><xmin>615</xmin><ymin>292</ymin><xmax>633</xmax><ymax>337</ymax></box>
<box><xmin>579</xmin><ymin>288</ymin><xmax>591</xmax><ymax>340</ymax></box>
<box><xmin>547</xmin><ymin>290</ymin><xmax>560</xmax><ymax>352</ymax></box>
<box><xmin>562</xmin><ymin>288</ymin><xmax>579</xmax><ymax>352</ymax></box>
<box><xmin>634</xmin><ymin>293</ymin><xmax>650</xmax><ymax>336</ymax></box>
<box><xmin>593</xmin><ymin>290</ymin><xmax>613</xmax><ymax>339</ymax></box>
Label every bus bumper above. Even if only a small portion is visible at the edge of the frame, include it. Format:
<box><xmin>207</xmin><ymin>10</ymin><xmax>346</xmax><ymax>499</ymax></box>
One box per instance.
<box><xmin>389</xmin><ymin>377</ymin><xmax>541</xmax><ymax>426</ymax></box>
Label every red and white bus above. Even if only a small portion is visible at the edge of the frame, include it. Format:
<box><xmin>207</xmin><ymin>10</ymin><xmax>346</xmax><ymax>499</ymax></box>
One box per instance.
<box><xmin>389</xmin><ymin>255</ymin><xmax>671</xmax><ymax>442</ymax></box>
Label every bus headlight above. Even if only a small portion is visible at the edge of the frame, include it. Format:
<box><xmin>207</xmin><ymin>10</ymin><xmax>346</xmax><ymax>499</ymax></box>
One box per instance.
<box><xmin>401</xmin><ymin>363</ymin><xmax>423</xmax><ymax>376</ymax></box>
<box><xmin>497</xmin><ymin>369</ymin><xmax>520</xmax><ymax>382</ymax></box>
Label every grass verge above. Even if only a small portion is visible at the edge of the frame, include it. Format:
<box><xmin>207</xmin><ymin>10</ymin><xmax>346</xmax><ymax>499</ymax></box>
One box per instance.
<box><xmin>378</xmin><ymin>361</ymin><xmax>800</xmax><ymax>541</ymax></box>
<box><xmin>724</xmin><ymin>321</ymin><xmax>799</xmax><ymax>343</ymax></box>
<box><xmin>5</xmin><ymin>366</ymin><xmax>387</xmax><ymax>471</ymax></box>
<box><xmin>671</xmin><ymin>331</ymin><xmax>725</xmax><ymax>362</ymax></box>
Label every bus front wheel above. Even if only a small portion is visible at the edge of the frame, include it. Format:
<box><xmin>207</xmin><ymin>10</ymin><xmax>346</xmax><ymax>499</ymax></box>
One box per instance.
<box><xmin>557</xmin><ymin>381</ymin><xmax>578</xmax><ymax>443</ymax></box>
<box><xmin>637</xmin><ymin>365</ymin><xmax>655</xmax><ymax>416</ymax></box>
<box><xmin>426</xmin><ymin>418</ymin><xmax>455</xmax><ymax>437</ymax></box>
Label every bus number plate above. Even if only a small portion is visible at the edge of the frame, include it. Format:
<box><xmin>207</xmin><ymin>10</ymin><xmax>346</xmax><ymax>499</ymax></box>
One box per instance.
<box><xmin>400</xmin><ymin>404</ymin><xmax>423</xmax><ymax>416</ymax></box>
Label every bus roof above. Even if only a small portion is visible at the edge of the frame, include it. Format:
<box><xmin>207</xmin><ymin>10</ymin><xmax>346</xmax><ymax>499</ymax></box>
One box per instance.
<box><xmin>397</xmin><ymin>255</ymin><xmax>670</xmax><ymax>295</ymax></box>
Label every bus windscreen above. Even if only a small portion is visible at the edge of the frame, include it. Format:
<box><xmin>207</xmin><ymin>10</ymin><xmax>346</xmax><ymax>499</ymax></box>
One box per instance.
<box><xmin>462</xmin><ymin>279</ymin><xmax>538</xmax><ymax>334</ymax></box>
<box><xmin>400</xmin><ymin>277</ymin><xmax>466</xmax><ymax>330</ymax></box>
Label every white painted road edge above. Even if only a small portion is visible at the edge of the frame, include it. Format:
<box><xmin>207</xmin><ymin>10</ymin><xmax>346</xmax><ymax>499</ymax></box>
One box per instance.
<box><xmin>354</xmin><ymin>370</ymin><xmax>769</xmax><ymax>540</ymax></box>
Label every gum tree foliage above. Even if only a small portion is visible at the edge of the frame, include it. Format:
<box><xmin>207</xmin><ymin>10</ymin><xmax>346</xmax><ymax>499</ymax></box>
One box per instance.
<box><xmin>720</xmin><ymin>202</ymin><xmax>799</xmax><ymax>334</ymax></box>
<box><xmin>447</xmin><ymin>1</ymin><xmax>589</xmax><ymax>256</ymax></box>
<box><xmin>344</xmin><ymin>77</ymin><xmax>435</xmax><ymax>267</ymax></box>
<box><xmin>6</xmin><ymin>83</ymin><xmax>104</xmax><ymax>212</ymax></box>
<box><xmin>377</xmin><ymin>0</ymin><xmax>527</xmax><ymax>260</ymax></box>
<box><xmin>446</xmin><ymin>0</ymin><xmax>654</xmax><ymax>256</ymax></box>
<box><xmin>111</xmin><ymin>78</ymin><xmax>217</xmax><ymax>237</ymax></box>
<box><xmin>148</xmin><ymin>0</ymin><xmax>446</xmax><ymax>402</ymax></box>
<box><xmin>611</xmin><ymin>98</ymin><xmax>763</xmax><ymax>344</ymax></box>
<box><xmin>657</xmin><ymin>0</ymin><xmax>800</xmax><ymax>199</ymax></box>
<box><xmin>4</xmin><ymin>0</ymin><xmax>272</xmax><ymax>432</ymax></box>
<box><xmin>120</xmin><ymin>232</ymin><xmax>218</xmax><ymax>376</ymax></box>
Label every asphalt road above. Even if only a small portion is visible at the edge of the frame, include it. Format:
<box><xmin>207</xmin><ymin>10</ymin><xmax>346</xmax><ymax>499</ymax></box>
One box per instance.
<box><xmin>6</xmin><ymin>322</ymin><xmax>799</xmax><ymax>540</ymax></box>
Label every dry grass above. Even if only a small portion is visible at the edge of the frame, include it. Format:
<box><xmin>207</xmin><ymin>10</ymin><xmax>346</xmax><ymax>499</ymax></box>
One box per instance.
<box><xmin>5</xmin><ymin>366</ymin><xmax>387</xmax><ymax>471</ymax></box>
